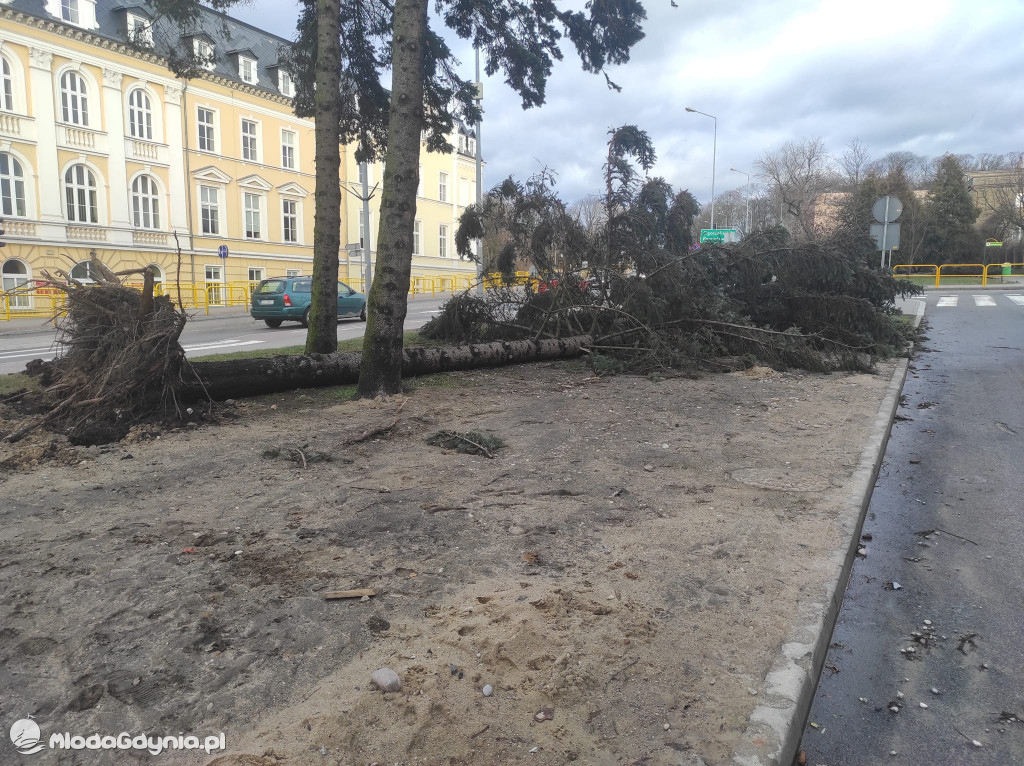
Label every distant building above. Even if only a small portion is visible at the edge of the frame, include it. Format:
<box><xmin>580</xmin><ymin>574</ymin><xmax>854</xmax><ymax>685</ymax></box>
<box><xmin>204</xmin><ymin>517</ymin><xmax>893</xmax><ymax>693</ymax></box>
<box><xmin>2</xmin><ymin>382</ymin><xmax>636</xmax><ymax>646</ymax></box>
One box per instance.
<box><xmin>0</xmin><ymin>0</ymin><xmax>478</xmax><ymax>300</ymax></box>
<box><xmin>965</xmin><ymin>163</ymin><xmax>1024</xmax><ymax>241</ymax></box>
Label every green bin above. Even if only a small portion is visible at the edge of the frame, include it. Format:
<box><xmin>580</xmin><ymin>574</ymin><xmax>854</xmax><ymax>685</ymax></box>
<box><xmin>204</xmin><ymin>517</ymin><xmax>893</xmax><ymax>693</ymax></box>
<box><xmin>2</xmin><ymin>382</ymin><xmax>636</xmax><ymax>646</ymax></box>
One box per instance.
<box><xmin>1002</xmin><ymin>263</ymin><xmax>1012</xmax><ymax>277</ymax></box>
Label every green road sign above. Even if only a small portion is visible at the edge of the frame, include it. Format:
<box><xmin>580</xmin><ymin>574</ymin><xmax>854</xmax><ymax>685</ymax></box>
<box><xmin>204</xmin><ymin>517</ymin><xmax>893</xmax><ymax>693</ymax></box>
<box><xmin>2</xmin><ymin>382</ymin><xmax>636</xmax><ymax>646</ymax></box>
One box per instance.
<box><xmin>700</xmin><ymin>228</ymin><xmax>740</xmax><ymax>244</ymax></box>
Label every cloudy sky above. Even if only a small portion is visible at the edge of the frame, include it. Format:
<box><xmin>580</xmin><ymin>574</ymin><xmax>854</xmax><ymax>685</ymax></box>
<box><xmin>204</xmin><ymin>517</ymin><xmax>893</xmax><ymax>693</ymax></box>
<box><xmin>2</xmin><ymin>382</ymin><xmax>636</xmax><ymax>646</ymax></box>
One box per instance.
<box><xmin>233</xmin><ymin>0</ymin><xmax>1024</xmax><ymax>204</ymax></box>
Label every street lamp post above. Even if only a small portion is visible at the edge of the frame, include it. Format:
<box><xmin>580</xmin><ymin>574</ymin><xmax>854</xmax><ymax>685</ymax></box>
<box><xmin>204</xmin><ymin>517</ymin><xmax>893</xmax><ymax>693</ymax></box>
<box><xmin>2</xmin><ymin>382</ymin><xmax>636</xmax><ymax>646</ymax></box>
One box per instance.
<box><xmin>686</xmin><ymin>107</ymin><xmax>717</xmax><ymax>230</ymax></box>
<box><xmin>730</xmin><ymin>167</ymin><xmax>750</xmax><ymax>234</ymax></box>
<box><xmin>474</xmin><ymin>45</ymin><xmax>484</xmax><ymax>296</ymax></box>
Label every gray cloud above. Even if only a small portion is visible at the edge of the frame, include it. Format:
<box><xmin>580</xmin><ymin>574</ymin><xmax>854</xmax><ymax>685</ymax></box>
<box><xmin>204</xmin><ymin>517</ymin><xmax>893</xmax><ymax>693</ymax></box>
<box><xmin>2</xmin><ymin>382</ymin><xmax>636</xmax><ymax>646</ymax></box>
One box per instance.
<box><xmin>235</xmin><ymin>0</ymin><xmax>1024</xmax><ymax>202</ymax></box>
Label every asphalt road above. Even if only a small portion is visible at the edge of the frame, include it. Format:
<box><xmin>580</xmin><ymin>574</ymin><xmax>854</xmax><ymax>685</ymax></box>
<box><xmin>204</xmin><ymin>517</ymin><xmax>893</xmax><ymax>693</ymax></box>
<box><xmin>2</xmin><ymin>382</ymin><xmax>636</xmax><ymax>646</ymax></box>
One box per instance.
<box><xmin>0</xmin><ymin>295</ymin><xmax>451</xmax><ymax>374</ymax></box>
<box><xmin>801</xmin><ymin>290</ymin><xmax>1024</xmax><ymax>765</ymax></box>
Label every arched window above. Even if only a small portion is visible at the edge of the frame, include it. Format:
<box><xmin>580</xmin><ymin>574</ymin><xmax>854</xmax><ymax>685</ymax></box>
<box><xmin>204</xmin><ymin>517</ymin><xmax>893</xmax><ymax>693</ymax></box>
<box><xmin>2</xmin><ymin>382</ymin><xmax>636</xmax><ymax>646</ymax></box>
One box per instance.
<box><xmin>2</xmin><ymin>258</ymin><xmax>31</xmax><ymax>309</ymax></box>
<box><xmin>64</xmin><ymin>164</ymin><xmax>98</xmax><ymax>223</ymax></box>
<box><xmin>60</xmin><ymin>70</ymin><xmax>89</xmax><ymax>126</ymax></box>
<box><xmin>70</xmin><ymin>260</ymin><xmax>102</xmax><ymax>283</ymax></box>
<box><xmin>0</xmin><ymin>153</ymin><xmax>26</xmax><ymax>217</ymax></box>
<box><xmin>146</xmin><ymin>263</ymin><xmax>164</xmax><ymax>283</ymax></box>
<box><xmin>131</xmin><ymin>175</ymin><xmax>160</xmax><ymax>229</ymax></box>
<box><xmin>0</xmin><ymin>57</ymin><xmax>13</xmax><ymax>112</ymax></box>
<box><xmin>127</xmin><ymin>89</ymin><xmax>152</xmax><ymax>140</ymax></box>
<box><xmin>2</xmin><ymin>258</ymin><xmax>29</xmax><ymax>290</ymax></box>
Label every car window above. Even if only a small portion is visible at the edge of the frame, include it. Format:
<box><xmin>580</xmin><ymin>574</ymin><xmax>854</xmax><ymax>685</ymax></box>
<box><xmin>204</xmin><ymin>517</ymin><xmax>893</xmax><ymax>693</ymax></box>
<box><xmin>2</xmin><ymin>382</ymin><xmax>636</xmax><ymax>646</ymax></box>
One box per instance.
<box><xmin>338</xmin><ymin>282</ymin><xmax>353</xmax><ymax>293</ymax></box>
<box><xmin>255</xmin><ymin>280</ymin><xmax>285</xmax><ymax>294</ymax></box>
<box><xmin>291</xmin><ymin>279</ymin><xmax>312</xmax><ymax>294</ymax></box>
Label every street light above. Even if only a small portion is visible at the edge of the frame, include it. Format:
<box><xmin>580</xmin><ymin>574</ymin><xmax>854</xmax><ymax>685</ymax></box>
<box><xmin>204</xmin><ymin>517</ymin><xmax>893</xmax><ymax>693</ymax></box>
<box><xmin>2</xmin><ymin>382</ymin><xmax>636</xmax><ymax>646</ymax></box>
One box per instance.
<box><xmin>729</xmin><ymin>167</ymin><xmax>750</xmax><ymax>234</ymax></box>
<box><xmin>686</xmin><ymin>106</ymin><xmax>717</xmax><ymax>230</ymax></box>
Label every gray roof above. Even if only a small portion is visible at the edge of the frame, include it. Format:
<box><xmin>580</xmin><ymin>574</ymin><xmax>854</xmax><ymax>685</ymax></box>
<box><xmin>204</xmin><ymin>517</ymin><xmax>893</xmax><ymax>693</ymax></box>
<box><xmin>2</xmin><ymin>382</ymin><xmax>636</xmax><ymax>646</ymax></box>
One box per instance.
<box><xmin>7</xmin><ymin>0</ymin><xmax>294</xmax><ymax>97</ymax></box>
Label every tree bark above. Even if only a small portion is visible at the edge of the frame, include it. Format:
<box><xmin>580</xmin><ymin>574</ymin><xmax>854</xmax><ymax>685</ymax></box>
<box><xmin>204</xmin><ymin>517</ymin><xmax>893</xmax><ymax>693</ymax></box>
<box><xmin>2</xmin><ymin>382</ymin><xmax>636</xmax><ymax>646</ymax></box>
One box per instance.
<box><xmin>185</xmin><ymin>336</ymin><xmax>592</xmax><ymax>402</ymax></box>
<box><xmin>305</xmin><ymin>0</ymin><xmax>343</xmax><ymax>354</ymax></box>
<box><xmin>356</xmin><ymin>0</ymin><xmax>428</xmax><ymax>397</ymax></box>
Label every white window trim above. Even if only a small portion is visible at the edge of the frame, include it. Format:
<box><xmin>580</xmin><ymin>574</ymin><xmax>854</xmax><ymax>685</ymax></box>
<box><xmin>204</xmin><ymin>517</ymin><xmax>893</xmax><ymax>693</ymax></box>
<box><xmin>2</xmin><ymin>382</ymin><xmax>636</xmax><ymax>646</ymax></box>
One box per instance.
<box><xmin>240</xmin><ymin>116</ymin><xmax>261</xmax><ymax>163</ymax></box>
<box><xmin>196</xmin><ymin>104</ymin><xmax>219</xmax><ymax>154</ymax></box>
<box><xmin>125</xmin><ymin>85</ymin><xmax>160</xmax><ymax>142</ymax></box>
<box><xmin>196</xmin><ymin>182</ymin><xmax>224</xmax><ymax>237</ymax></box>
<box><xmin>248</xmin><ymin>266</ymin><xmax>265</xmax><ymax>282</ymax></box>
<box><xmin>46</xmin><ymin>0</ymin><xmax>99</xmax><ymax>30</ymax></box>
<box><xmin>0</xmin><ymin>148</ymin><xmax>35</xmax><ymax>219</ymax></box>
<box><xmin>439</xmin><ymin>171</ymin><xmax>448</xmax><ymax>203</ymax></box>
<box><xmin>285</xmin><ymin>268</ymin><xmax>302</xmax><ymax>277</ymax></box>
<box><xmin>0</xmin><ymin>52</ymin><xmax>27</xmax><ymax>115</ymax></box>
<box><xmin>55</xmin><ymin>65</ymin><xmax>96</xmax><ymax>129</ymax></box>
<box><xmin>241</xmin><ymin>190</ymin><xmax>267</xmax><ymax>241</ymax></box>
<box><xmin>281</xmin><ymin>196</ymin><xmax>302</xmax><ymax>245</ymax></box>
<box><xmin>239</xmin><ymin>56</ymin><xmax>258</xmax><ymax>85</ymax></box>
<box><xmin>194</xmin><ymin>39</ymin><xmax>215</xmax><ymax>71</ymax></box>
<box><xmin>278</xmin><ymin>69</ymin><xmax>295</xmax><ymax>97</ymax></box>
<box><xmin>61</xmin><ymin>159</ymin><xmax>105</xmax><ymax>225</ymax></box>
<box><xmin>128</xmin><ymin>171</ymin><xmax>164</xmax><ymax>230</ymax></box>
<box><xmin>413</xmin><ymin>219</ymin><xmax>422</xmax><ymax>256</ymax></box>
<box><xmin>126</xmin><ymin>13</ymin><xmax>153</xmax><ymax>46</ymax></box>
<box><xmin>439</xmin><ymin>223</ymin><xmax>449</xmax><ymax>258</ymax></box>
<box><xmin>280</xmin><ymin>127</ymin><xmax>298</xmax><ymax>170</ymax></box>
<box><xmin>204</xmin><ymin>263</ymin><xmax>224</xmax><ymax>283</ymax></box>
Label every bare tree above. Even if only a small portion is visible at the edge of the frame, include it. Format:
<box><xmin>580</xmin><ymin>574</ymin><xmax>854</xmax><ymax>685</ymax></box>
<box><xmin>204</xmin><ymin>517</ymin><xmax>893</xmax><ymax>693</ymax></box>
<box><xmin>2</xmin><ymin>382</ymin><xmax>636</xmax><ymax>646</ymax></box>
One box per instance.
<box><xmin>568</xmin><ymin>194</ymin><xmax>608</xmax><ymax>236</ymax></box>
<box><xmin>755</xmin><ymin>138</ymin><xmax>838</xmax><ymax>240</ymax></box>
<box><xmin>839</xmin><ymin>139</ymin><xmax>871</xmax><ymax>188</ymax></box>
<box><xmin>867</xmin><ymin>151</ymin><xmax>931</xmax><ymax>187</ymax></box>
<box><xmin>980</xmin><ymin>158</ymin><xmax>1024</xmax><ymax>241</ymax></box>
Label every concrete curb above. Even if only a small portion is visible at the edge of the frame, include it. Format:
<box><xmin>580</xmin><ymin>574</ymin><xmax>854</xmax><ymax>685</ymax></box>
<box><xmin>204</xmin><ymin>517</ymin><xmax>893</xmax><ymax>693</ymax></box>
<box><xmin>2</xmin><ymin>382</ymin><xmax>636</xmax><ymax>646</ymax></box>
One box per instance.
<box><xmin>730</xmin><ymin>298</ymin><xmax>924</xmax><ymax>766</ymax></box>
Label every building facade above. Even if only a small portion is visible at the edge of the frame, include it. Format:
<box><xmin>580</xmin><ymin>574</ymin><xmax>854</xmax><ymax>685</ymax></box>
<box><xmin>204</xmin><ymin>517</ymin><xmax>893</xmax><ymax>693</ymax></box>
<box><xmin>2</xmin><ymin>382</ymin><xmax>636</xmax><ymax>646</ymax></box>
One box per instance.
<box><xmin>0</xmin><ymin>0</ymin><xmax>478</xmax><ymax>303</ymax></box>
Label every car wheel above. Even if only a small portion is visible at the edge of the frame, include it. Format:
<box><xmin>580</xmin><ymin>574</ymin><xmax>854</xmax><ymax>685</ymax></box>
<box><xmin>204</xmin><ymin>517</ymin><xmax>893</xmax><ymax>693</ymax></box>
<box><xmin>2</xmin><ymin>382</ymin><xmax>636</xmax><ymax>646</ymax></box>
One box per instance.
<box><xmin>301</xmin><ymin>308</ymin><xmax>310</xmax><ymax>328</ymax></box>
<box><xmin>360</xmin><ymin>303</ymin><xmax>367</xmax><ymax>321</ymax></box>
<box><xmin>264</xmin><ymin>319</ymin><xmax>283</xmax><ymax>328</ymax></box>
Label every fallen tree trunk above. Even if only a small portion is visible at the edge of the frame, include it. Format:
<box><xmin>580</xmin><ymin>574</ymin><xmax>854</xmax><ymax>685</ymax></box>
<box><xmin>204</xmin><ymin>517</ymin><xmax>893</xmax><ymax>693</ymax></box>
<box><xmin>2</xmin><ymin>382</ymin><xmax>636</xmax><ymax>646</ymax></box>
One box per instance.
<box><xmin>184</xmin><ymin>335</ymin><xmax>592</xmax><ymax>401</ymax></box>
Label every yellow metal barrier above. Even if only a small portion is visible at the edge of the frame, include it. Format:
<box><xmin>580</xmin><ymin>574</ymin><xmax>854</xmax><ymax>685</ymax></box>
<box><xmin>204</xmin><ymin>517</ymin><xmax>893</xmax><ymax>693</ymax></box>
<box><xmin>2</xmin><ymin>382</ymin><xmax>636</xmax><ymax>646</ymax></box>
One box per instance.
<box><xmin>893</xmin><ymin>263</ymin><xmax>1024</xmax><ymax>288</ymax></box>
<box><xmin>0</xmin><ymin>273</ymin><xmax>483</xmax><ymax>321</ymax></box>
<box><xmin>0</xmin><ymin>286</ymin><xmax>67</xmax><ymax>321</ymax></box>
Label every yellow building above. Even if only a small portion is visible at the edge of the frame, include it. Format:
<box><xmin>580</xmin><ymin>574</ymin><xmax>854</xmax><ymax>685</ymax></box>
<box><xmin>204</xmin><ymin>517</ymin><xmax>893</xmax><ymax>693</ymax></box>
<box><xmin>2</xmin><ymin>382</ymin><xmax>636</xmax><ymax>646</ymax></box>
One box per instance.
<box><xmin>0</xmin><ymin>0</ymin><xmax>478</xmax><ymax>308</ymax></box>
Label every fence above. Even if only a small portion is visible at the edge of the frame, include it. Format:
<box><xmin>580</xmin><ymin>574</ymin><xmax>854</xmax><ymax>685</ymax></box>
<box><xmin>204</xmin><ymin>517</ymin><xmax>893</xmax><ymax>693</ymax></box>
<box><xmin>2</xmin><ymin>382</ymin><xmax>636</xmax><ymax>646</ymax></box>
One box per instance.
<box><xmin>893</xmin><ymin>263</ymin><xmax>1024</xmax><ymax>287</ymax></box>
<box><xmin>0</xmin><ymin>272</ymin><xmax>485</xmax><ymax>321</ymax></box>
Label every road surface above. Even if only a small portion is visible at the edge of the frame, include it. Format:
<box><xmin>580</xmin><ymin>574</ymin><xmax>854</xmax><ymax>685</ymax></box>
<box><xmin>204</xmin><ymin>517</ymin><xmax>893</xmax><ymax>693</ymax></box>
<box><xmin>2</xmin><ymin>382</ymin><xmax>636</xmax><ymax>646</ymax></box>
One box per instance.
<box><xmin>0</xmin><ymin>295</ymin><xmax>450</xmax><ymax>375</ymax></box>
<box><xmin>801</xmin><ymin>290</ymin><xmax>1024</xmax><ymax>765</ymax></box>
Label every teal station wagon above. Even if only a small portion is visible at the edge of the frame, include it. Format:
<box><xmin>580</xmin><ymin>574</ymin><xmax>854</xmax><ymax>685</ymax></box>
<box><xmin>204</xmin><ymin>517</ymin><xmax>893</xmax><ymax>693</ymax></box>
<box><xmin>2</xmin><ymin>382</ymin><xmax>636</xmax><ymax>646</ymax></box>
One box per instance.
<box><xmin>250</xmin><ymin>277</ymin><xmax>367</xmax><ymax>328</ymax></box>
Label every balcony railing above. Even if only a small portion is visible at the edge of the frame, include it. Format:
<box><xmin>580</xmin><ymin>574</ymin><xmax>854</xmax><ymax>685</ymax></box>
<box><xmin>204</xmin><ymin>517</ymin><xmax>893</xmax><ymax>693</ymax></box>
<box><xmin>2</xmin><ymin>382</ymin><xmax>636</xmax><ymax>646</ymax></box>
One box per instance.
<box><xmin>66</xmin><ymin>225</ymin><xmax>108</xmax><ymax>242</ymax></box>
<box><xmin>133</xmin><ymin>230</ymin><xmax>168</xmax><ymax>246</ymax></box>
<box><xmin>59</xmin><ymin>125</ymin><xmax>108</xmax><ymax>154</ymax></box>
<box><xmin>125</xmin><ymin>138</ymin><xmax>169</xmax><ymax>164</ymax></box>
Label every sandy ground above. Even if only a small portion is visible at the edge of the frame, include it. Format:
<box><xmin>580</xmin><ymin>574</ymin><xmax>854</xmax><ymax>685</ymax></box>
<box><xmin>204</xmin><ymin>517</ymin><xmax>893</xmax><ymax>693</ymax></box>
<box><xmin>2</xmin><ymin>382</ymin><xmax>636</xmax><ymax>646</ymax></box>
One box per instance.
<box><xmin>0</xmin><ymin>359</ymin><xmax>895</xmax><ymax>765</ymax></box>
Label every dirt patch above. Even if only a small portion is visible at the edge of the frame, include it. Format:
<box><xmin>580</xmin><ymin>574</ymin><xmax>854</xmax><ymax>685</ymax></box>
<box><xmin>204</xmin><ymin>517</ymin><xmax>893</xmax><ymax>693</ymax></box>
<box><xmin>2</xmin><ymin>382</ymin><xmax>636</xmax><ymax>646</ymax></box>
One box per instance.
<box><xmin>0</xmin><ymin>359</ymin><xmax>895</xmax><ymax>765</ymax></box>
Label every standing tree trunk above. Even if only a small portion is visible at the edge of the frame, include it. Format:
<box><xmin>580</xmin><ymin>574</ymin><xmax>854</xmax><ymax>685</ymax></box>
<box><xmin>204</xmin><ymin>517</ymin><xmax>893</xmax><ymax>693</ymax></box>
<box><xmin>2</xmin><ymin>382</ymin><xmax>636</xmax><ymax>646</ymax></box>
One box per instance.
<box><xmin>305</xmin><ymin>0</ymin><xmax>343</xmax><ymax>354</ymax></box>
<box><xmin>356</xmin><ymin>0</ymin><xmax>428</xmax><ymax>397</ymax></box>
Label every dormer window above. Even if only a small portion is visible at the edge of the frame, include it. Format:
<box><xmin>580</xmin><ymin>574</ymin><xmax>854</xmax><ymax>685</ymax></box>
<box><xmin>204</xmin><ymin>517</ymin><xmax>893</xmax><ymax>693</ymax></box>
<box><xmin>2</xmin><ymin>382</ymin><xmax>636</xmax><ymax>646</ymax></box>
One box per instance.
<box><xmin>194</xmin><ymin>39</ymin><xmax>215</xmax><ymax>71</ymax></box>
<box><xmin>61</xmin><ymin>0</ymin><xmax>79</xmax><ymax>23</ymax></box>
<box><xmin>279</xmin><ymin>70</ymin><xmax>295</xmax><ymax>97</ymax></box>
<box><xmin>239</xmin><ymin>57</ymin><xmax>257</xmax><ymax>85</ymax></box>
<box><xmin>48</xmin><ymin>0</ymin><xmax>98</xmax><ymax>29</ymax></box>
<box><xmin>127</xmin><ymin>13</ymin><xmax>153</xmax><ymax>46</ymax></box>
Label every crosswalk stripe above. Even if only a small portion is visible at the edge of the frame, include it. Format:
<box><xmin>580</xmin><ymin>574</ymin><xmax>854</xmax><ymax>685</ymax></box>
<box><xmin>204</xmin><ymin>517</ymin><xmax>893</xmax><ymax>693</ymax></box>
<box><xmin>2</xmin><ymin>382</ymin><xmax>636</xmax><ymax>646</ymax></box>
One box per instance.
<box><xmin>1007</xmin><ymin>295</ymin><xmax>1024</xmax><ymax>306</ymax></box>
<box><xmin>973</xmin><ymin>295</ymin><xmax>997</xmax><ymax>307</ymax></box>
<box><xmin>936</xmin><ymin>296</ymin><xmax>958</xmax><ymax>307</ymax></box>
